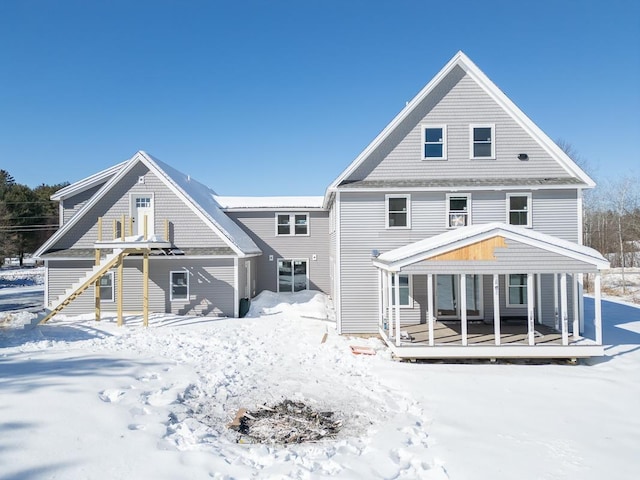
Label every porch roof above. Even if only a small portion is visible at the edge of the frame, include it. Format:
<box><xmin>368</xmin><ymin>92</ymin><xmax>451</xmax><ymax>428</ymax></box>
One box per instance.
<box><xmin>372</xmin><ymin>223</ymin><xmax>609</xmax><ymax>272</ymax></box>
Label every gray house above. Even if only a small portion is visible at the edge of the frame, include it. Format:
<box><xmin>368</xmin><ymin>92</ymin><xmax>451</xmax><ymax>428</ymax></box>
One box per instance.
<box><xmin>34</xmin><ymin>51</ymin><xmax>608</xmax><ymax>359</ymax></box>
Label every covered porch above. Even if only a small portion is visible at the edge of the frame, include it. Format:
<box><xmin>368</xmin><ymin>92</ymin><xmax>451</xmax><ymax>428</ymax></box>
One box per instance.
<box><xmin>372</xmin><ymin>223</ymin><xmax>610</xmax><ymax>359</ymax></box>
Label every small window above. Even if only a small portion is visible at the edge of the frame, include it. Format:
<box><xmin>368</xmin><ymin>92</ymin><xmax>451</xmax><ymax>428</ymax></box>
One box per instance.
<box><xmin>386</xmin><ymin>195</ymin><xmax>411</xmax><ymax>229</ymax></box>
<box><xmin>507</xmin><ymin>193</ymin><xmax>532</xmax><ymax>227</ymax></box>
<box><xmin>135</xmin><ymin>197</ymin><xmax>152</xmax><ymax>208</ymax></box>
<box><xmin>470</xmin><ymin>124</ymin><xmax>495</xmax><ymax>159</ymax></box>
<box><xmin>507</xmin><ymin>274</ymin><xmax>527</xmax><ymax>307</ymax></box>
<box><xmin>98</xmin><ymin>272</ymin><xmax>114</xmax><ymax>302</ymax></box>
<box><xmin>391</xmin><ymin>274</ymin><xmax>412</xmax><ymax>307</ymax></box>
<box><xmin>170</xmin><ymin>271</ymin><xmax>189</xmax><ymax>301</ymax></box>
<box><xmin>422</xmin><ymin>125</ymin><xmax>447</xmax><ymax>160</ymax></box>
<box><xmin>276</xmin><ymin>213</ymin><xmax>309</xmax><ymax>236</ymax></box>
<box><xmin>446</xmin><ymin>194</ymin><xmax>471</xmax><ymax>228</ymax></box>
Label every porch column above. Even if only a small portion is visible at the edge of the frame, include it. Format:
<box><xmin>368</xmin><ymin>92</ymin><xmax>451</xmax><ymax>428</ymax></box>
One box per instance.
<box><xmin>572</xmin><ymin>274</ymin><xmax>580</xmax><ymax>339</ymax></box>
<box><xmin>378</xmin><ymin>269</ymin><xmax>383</xmax><ymax>329</ymax></box>
<box><xmin>387</xmin><ymin>271</ymin><xmax>394</xmax><ymax>339</ymax></box>
<box><xmin>527</xmin><ymin>273</ymin><xmax>535</xmax><ymax>345</ymax></box>
<box><xmin>460</xmin><ymin>273</ymin><xmax>467</xmax><ymax>346</ymax></box>
<box><xmin>553</xmin><ymin>273</ymin><xmax>559</xmax><ymax>330</ymax></box>
<box><xmin>427</xmin><ymin>273</ymin><xmax>434</xmax><ymax>346</ymax></box>
<box><xmin>394</xmin><ymin>272</ymin><xmax>401</xmax><ymax>347</ymax></box>
<box><xmin>595</xmin><ymin>271</ymin><xmax>603</xmax><ymax>345</ymax></box>
<box><xmin>536</xmin><ymin>273</ymin><xmax>542</xmax><ymax>324</ymax></box>
<box><xmin>560</xmin><ymin>273</ymin><xmax>569</xmax><ymax>345</ymax></box>
<box><xmin>117</xmin><ymin>255</ymin><xmax>124</xmax><ymax>327</ymax></box>
<box><xmin>143</xmin><ymin>250</ymin><xmax>149</xmax><ymax>327</ymax></box>
<box><xmin>578</xmin><ymin>273</ymin><xmax>585</xmax><ymax>335</ymax></box>
<box><xmin>493</xmin><ymin>274</ymin><xmax>501</xmax><ymax>346</ymax></box>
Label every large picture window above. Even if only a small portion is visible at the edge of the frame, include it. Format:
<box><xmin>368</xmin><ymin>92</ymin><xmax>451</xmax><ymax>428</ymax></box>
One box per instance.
<box><xmin>170</xmin><ymin>271</ymin><xmax>189</xmax><ymax>301</ymax></box>
<box><xmin>278</xmin><ymin>259</ymin><xmax>309</xmax><ymax>292</ymax></box>
<box><xmin>386</xmin><ymin>195</ymin><xmax>411</xmax><ymax>228</ymax></box>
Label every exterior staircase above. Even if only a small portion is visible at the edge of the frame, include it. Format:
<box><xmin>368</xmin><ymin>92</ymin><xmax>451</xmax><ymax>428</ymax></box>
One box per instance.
<box><xmin>35</xmin><ymin>249</ymin><xmax>129</xmax><ymax>325</ymax></box>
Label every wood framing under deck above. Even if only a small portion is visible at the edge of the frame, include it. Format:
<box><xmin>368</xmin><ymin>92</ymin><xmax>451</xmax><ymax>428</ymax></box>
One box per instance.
<box><xmin>380</xmin><ymin>321</ymin><xmax>604</xmax><ymax>359</ymax></box>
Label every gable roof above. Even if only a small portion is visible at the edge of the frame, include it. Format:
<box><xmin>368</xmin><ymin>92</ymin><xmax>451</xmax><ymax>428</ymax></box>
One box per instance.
<box><xmin>34</xmin><ymin>151</ymin><xmax>261</xmax><ymax>257</ymax></box>
<box><xmin>51</xmin><ymin>161</ymin><xmax>128</xmax><ymax>201</ymax></box>
<box><xmin>325</xmin><ymin>51</ymin><xmax>595</xmax><ymax>206</ymax></box>
<box><xmin>372</xmin><ymin>222</ymin><xmax>609</xmax><ymax>271</ymax></box>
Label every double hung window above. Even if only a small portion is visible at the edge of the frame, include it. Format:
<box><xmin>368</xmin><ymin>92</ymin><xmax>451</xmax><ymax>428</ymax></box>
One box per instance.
<box><xmin>276</xmin><ymin>213</ymin><xmax>309</xmax><ymax>236</ymax></box>
<box><xmin>446</xmin><ymin>194</ymin><xmax>471</xmax><ymax>228</ymax></box>
<box><xmin>507</xmin><ymin>274</ymin><xmax>527</xmax><ymax>307</ymax></box>
<box><xmin>170</xmin><ymin>271</ymin><xmax>189</xmax><ymax>301</ymax></box>
<box><xmin>391</xmin><ymin>274</ymin><xmax>412</xmax><ymax>307</ymax></box>
<box><xmin>470</xmin><ymin>124</ymin><xmax>495</xmax><ymax>159</ymax></box>
<box><xmin>507</xmin><ymin>193</ymin><xmax>532</xmax><ymax>227</ymax></box>
<box><xmin>386</xmin><ymin>195</ymin><xmax>411</xmax><ymax>228</ymax></box>
<box><xmin>422</xmin><ymin>125</ymin><xmax>447</xmax><ymax>160</ymax></box>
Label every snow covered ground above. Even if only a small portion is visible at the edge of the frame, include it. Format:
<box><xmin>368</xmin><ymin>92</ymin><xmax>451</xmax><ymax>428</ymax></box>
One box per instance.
<box><xmin>1</xmin><ymin>269</ymin><xmax>640</xmax><ymax>479</ymax></box>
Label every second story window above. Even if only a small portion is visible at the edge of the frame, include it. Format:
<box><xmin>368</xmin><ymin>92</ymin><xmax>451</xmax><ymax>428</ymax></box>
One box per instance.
<box><xmin>386</xmin><ymin>195</ymin><xmax>411</xmax><ymax>228</ymax></box>
<box><xmin>507</xmin><ymin>193</ymin><xmax>532</xmax><ymax>227</ymax></box>
<box><xmin>447</xmin><ymin>194</ymin><xmax>471</xmax><ymax>228</ymax></box>
<box><xmin>470</xmin><ymin>124</ymin><xmax>495</xmax><ymax>159</ymax></box>
<box><xmin>276</xmin><ymin>213</ymin><xmax>309</xmax><ymax>236</ymax></box>
<box><xmin>422</xmin><ymin>125</ymin><xmax>447</xmax><ymax>160</ymax></box>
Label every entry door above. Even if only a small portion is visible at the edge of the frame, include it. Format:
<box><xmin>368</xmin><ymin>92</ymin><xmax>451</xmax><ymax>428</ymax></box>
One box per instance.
<box><xmin>132</xmin><ymin>196</ymin><xmax>154</xmax><ymax>236</ymax></box>
<box><xmin>277</xmin><ymin>259</ymin><xmax>308</xmax><ymax>292</ymax></box>
<box><xmin>436</xmin><ymin>274</ymin><xmax>483</xmax><ymax>319</ymax></box>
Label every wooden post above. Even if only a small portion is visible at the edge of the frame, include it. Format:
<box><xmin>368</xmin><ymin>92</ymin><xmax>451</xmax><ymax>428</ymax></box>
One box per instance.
<box><xmin>560</xmin><ymin>273</ymin><xmax>568</xmax><ymax>345</ymax></box>
<box><xmin>94</xmin><ymin>217</ymin><xmax>102</xmax><ymax>322</ymax></box>
<box><xmin>112</xmin><ymin>218</ymin><xmax>117</xmax><ymax>240</ymax></box>
<box><xmin>493</xmin><ymin>274</ymin><xmax>501</xmax><ymax>345</ymax></box>
<box><xmin>117</xmin><ymin>254</ymin><xmax>124</xmax><ymax>326</ymax></box>
<box><xmin>121</xmin><ymin>214</ymin><xmax>125</xmax><ymax>241</ymax></box>
<box><xmin>460</xmin><ymin>274</ymin><xmax>467</xmax><ymax>346</ymax></box>
<box><xmin>164</xmin><ymin>219</ymin><xmax>169</xmax><ymax>242</ymax></box>
<box><xmin>427</xmin><ymin>273</ymin><xmax>434</xmax><ymax>346</ymax></box>
<box><xmin>143</xmin><ymin>214</ymin><xmax>148</xmax><ymax>241</ymax></box>
<box><xmin>129</xmin><ymin>217</ymin><xmax>134</xmax><ymax>237</ymax></box>
<box><xmin>143</xmin><ymin>250</ymin><xmax>149</xmax><ymax>327</ymax></box>
<box><xmin>595</xmin><ymin>271</ymin><xmax>602</xmax><ymax>345</ymax></box>
<box><xmin>527</xmin><ymin>273</ymin><xmax>535</xmax><ymax>346</ymax></box>
<box><xmin>394</xmin><ymin>272</ymin><xmax>401</xmax><ymax>347</ymax></box>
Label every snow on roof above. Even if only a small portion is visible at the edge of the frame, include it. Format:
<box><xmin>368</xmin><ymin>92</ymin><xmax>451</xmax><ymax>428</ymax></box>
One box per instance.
<box><xmin>142</xmin><ymin>152</ymin><xmax>261</xmax><ymax>256</ymax></box>
<box><xmin>214</xmin><ymin>195</ymin><xmax>325</xmax><ymax>210</ymax></box>
<box><xmin>375</xmin><ymin>222</ymin><xmax>609</xmax><ymax>269</ymax></box>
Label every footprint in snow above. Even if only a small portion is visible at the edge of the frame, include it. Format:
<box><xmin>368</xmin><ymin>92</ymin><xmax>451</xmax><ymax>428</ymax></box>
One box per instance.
<box><xmin>99</xmin><ymin>389</ymin><xmax>126</xmax><ymax>403</ymax></box>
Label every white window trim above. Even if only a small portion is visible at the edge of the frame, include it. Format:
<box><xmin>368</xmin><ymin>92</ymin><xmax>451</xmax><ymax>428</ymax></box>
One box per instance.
<box><xmin>391</xmin><ymin>273</ymin><xmax>414</xmax><ymax>309</ymax></box>
<box><xmin>421</xmin><ymin>124</ymin><xmax>447</xmax><ymax>160</ymax></box>
<box><xmin>170</xmin><ymin>270</ymin><xmax>189</xmax><ymax>302</ymax></box>
<box><xmin>469</xmin><ymin>124</ymin><xmax>496</xmax><ymax>160</ymax></box>
<box><xmin>385</xmin><ymin>194</ymin><xmax>411</xmax><ymax>229</ymax></box>
<box><xmin>99</xmin><ymin>271</ymin><xmax>115</xmax><ymax>303</ymax></box>
<box><xmin>277</xmin><ymin>258</ymin><xmax>310</xmax><ymax>293</ymax></box>
<box><xmin>505</xmin><ymin>273</ymin><xmax>528</xmax><ymax>308</ymax></box>
<box><xmin>506</xmin><ymin>192</ymin><xmax>532</xmax><ymax>228</ymax></box>
<box><xmin>445</xmin><ymin>193</ymin><xmax>471</xmax><ymax>228</ymax></box>
<box><xmin>275</xmin><ymin>213</ymin><xmax>310</xmax><ymax>236</ymax></box>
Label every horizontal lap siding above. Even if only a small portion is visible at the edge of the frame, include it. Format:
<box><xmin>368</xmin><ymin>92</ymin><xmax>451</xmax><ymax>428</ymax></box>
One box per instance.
<box><xmin>47</xmin><ymin>258</ymin><xmax>235</xmax><ymax>317</ymax></box>
<box><xmin>348</xmin><ymin>67</ymin><xmax>569</xmax><ymax>183</ymax></box>
<box><xmin>228</xmin><ymin>211</ymin><xmax>330</xmax><ymax>294</ymax></box>
<box><xmin>533</xmin><ymin>190</ymin><xmax>578</xmax><ymax>241</ymax></box>
<box><xmin>62</xmin><ymin>184</ymin><xmax>104</xmax><ymax>225</ymax></box>
<box><xmin>54</xmin><ymin>163</ymin><xmax>228</xmax><ymax>250</ymax></box>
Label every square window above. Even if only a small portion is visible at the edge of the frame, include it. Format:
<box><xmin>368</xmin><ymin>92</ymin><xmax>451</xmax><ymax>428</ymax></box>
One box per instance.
<box><xmin>170</xmin><ymin>271</ymin><xmax>189</xmax><ymax>301</ymax></box>
<box><xmin>386</xmin><ymin>195</ymin><xmax>410</xmax><ymax>228</ymax></box>
<box><xmin>422</xmin><ymin>125</ymin><xmax>447</xmax><ymax>160</ymax></box>
<box><xmin>470</xmin><ymin>125</ymin><xmax>495</xmax><ymax>159</ymax></box>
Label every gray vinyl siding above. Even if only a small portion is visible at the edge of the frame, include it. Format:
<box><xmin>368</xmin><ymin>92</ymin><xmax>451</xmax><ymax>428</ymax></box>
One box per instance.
<box><xmin>62</xmin><ymin>184</ymin><xmax>104</xmax><ymax>225</ymax></box>
<box><xmin>47</xmin><ymin>258</ymin><xmax>235</xmax><ymax>317</ymax></box>
<box><xmin>52</xmin><ymin>163</ymin><xmax>229</xmax><ymax>250</ymax></box>
<box><xmin>338</xmin><ymin>191</ymin><xmax>585</xmax><ymax>333</ymax></box>
<box><xmin>227</xmin><ymin>211</ymin><xmax>330</xmax><ymax>294</ymax></box>
<box><xmin>347</xmin><ymin>66</ymin><xmax>570</xmax><ymax>183</ymax></box>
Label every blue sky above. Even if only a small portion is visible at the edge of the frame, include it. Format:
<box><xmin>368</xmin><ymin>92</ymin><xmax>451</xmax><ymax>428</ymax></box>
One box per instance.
<box><xmin>1</xmin><ymin>0</ymin><xmax>638</xmax><ymax>195</ymax></box>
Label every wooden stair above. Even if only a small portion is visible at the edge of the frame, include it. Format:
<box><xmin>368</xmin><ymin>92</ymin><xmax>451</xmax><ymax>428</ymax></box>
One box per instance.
<box><xmin>38</xmin><ymin>249</ymin><xmax>129</xmax><ymax>325</ymax></box>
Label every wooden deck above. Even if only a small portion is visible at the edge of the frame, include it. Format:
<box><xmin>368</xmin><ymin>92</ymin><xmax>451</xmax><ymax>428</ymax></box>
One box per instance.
<box><xmin>381</xmin><ymin>320</ymin><xmax>603</xmax><ymax>359</ymax></box>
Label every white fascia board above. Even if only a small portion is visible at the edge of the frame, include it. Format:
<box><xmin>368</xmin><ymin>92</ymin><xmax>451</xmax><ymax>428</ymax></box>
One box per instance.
<box><xmin>334</xmin><ymin>183</ymin><xmax>584</xmax><ymax>193</ymax></box>
<box><xmin>221</xmin><ymin>207</ymin><xmax>326</xmax><ymax>213</ymax></box>
<box><xmin>51</xmin><ymin>161</ymin><xmax>128</xmax><ymax>200</ymax></box>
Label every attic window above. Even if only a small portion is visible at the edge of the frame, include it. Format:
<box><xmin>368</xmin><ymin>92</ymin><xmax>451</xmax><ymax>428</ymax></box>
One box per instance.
<box><xmin>422</xmin><ymin>125</ymin><xmax>447</xmax><ymax>160</ymax></box>
<box><xmin>470</xmin><ymin>124</ymin><xmax>495</xmax><ymax>159</ymax></box>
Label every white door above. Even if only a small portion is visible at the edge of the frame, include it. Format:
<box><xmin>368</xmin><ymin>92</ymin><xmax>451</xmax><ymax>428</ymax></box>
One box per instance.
<box><xmin>132</xmin><ymin>196</ymin><xmax>154</xmax><ymax>237</ymax></box>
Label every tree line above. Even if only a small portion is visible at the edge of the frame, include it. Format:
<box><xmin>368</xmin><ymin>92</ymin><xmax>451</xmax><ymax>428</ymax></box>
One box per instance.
<box><xmin>0</xmin><ymin>169</ymin><xmax>68</xmax><ymax>266</ymax></box>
